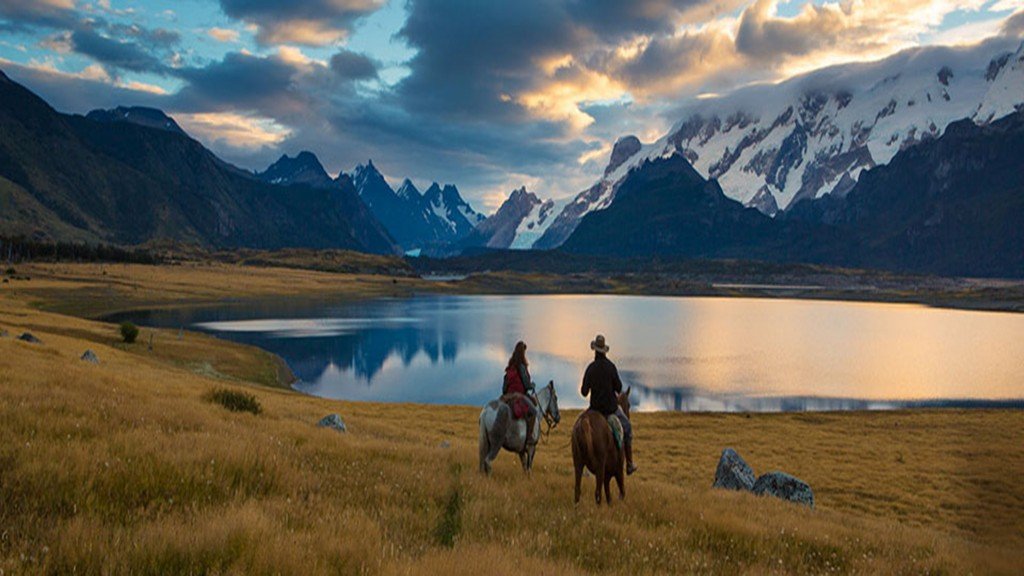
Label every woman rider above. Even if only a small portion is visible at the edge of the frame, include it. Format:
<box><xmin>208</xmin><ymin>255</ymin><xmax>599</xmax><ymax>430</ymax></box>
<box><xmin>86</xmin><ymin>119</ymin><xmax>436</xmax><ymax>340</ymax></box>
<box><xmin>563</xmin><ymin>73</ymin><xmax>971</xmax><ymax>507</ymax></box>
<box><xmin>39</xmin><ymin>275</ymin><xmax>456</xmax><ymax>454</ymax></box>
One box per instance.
<box><xmin>502</xmin><ymin>341</ymin><xmax>538</xmax><ymax>445</ymax></box>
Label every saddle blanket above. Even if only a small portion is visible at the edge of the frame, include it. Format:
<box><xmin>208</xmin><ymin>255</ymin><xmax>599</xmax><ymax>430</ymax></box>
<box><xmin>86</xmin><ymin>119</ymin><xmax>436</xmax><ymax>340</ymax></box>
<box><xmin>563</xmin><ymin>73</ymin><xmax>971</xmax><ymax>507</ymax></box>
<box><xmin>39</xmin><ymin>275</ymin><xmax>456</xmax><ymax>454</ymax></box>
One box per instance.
<box><xmin>607</xmin><ymin>414</ymin><xmax>624</xmax><ymax>452</ymax></box>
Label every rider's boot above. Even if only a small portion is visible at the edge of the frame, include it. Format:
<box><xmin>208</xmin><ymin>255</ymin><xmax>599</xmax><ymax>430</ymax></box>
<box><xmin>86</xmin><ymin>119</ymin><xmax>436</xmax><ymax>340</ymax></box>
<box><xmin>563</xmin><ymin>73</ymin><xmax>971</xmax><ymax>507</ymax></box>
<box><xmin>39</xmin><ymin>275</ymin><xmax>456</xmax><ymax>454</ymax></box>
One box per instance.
<box><xmin>625</xmin><ymin>442</ymin><xmax>637</xmax><ymax>475</ymax></box>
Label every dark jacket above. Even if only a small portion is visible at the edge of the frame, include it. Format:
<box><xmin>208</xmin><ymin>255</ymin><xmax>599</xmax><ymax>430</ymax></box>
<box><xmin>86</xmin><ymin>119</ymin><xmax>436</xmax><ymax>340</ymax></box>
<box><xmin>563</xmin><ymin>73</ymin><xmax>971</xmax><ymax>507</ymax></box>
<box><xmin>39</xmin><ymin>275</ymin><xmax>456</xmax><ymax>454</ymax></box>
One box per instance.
<box><xmin>581</xmin><ymin>353</ymin><xmax>622</xmax><ymax>415</ymax></box>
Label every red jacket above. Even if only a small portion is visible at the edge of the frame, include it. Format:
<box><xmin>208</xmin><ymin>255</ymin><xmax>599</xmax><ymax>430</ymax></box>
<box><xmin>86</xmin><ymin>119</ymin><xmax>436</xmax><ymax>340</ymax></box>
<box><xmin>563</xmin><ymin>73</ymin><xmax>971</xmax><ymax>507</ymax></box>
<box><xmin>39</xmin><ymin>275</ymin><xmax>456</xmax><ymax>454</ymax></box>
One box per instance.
<box><xmin>504</xmin><ymin>365</ymin><xmax>531</xmax><ymax>418</ymax></box>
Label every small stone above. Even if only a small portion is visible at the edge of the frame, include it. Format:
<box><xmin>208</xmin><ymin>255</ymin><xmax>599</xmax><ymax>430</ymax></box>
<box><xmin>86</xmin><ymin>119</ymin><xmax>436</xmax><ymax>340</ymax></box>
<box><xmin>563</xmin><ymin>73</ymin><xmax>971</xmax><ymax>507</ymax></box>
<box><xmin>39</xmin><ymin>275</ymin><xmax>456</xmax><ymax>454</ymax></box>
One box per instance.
<box><xmin>317</xmin><ymin>414</ymin><xmax>347</xmax><ymax>433</ymax></box>
<box><xmin>713</xmin><ymin>448</ymin><xmax>756</xmax><ymax>492</ymax></box>
<box><xmin>439</xmin><ymin>440</ymin><xmax>451</xmax><ymax>449</ymax></box>
<box><xmin>81</xmin><ymin>350</ymin><xmax>100</xmax><ymax>364</ymax></box>
<box><xmin>0</xmin><ymin>329</ymin><xmax>8</xmax><ymax>337</ymax></box>
<box><xmin>17</xmin><ymin>332</ymin><xmax>42</xmax><ymax>344</ymax></box>
<box><xmin>752</xmin><ymin>471</ymin><xmax>815</xmax><ymax>508</ymax></box>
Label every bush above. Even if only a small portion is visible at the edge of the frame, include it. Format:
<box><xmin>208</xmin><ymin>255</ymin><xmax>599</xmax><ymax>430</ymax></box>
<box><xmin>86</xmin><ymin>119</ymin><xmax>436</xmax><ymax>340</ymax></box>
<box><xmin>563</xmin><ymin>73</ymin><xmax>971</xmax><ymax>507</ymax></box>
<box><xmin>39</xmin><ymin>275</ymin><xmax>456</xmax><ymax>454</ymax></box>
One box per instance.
<box><xmin>207</xmin><ymin>388</ymin><xmax>262</xmax><ymax>415</ymax></box>
<box><xmin>119</xmin><ymin>321</ymin><xmax>139</xmax><ymax>344</ymax></box>
<box><xmin>4</xmin><ymin>267</ymin><xmax>14</xmax><ymax>275</ymax></box>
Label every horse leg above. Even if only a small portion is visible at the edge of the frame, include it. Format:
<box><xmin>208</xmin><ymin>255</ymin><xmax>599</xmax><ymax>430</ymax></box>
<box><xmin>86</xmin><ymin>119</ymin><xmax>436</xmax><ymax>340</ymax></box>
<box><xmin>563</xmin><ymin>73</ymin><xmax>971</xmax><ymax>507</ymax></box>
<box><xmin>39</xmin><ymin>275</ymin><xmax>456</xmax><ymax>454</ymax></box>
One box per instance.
<box><xmin>595</xmin><ymin>457</ymin><xmax>606</xmax><ymax>505</ymax></box>
<box><xmin>615</xmin><ymin>469</ymin><xmax>625</xmax><ymax>500</ymax></box>
<box><xmin>478</xmin><ymin>419</ymin><xmax>491</xmax><ymax>475</ymax></box>
<box><xmin>572</xmin><ymin>435</ymin><xmax>583</xmax><ymax>504</ymax></box>
<box><xmin>604</xmin><ymin>473</ymin><xmax>613</xmax><ymax>506</ymax></box>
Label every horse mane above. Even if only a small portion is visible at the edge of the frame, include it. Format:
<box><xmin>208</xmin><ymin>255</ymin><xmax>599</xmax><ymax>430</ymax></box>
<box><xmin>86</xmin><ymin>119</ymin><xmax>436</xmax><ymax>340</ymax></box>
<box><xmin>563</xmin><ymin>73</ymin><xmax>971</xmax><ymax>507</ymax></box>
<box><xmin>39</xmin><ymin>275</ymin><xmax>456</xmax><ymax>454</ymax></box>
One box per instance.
<box><xmin>617</xmin><ymin>386</ymin><xmax>632</xmax><ymax>418</ymax></box>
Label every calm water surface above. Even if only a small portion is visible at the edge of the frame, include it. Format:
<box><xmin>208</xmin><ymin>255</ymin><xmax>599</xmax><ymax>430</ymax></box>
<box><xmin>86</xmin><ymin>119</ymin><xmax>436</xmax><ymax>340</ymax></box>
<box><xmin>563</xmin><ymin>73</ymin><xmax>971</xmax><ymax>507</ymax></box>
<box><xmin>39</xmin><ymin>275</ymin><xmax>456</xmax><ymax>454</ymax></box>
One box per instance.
<box><xmin>121</xmin><ymin>295</ymin><xmax>1024</xmax><ymax>412</ymax></box>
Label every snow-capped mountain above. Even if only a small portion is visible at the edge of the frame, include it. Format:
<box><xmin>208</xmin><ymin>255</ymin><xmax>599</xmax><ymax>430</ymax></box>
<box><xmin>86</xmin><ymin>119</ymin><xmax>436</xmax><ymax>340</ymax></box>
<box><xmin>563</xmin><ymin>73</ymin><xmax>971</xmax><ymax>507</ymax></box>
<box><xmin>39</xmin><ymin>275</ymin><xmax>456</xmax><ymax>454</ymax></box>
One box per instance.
<box><xmin>422</xmin><ymin>182</ymin><xmax>486</xmax><ymax>239</ymax></box>
<box><xmin>460</xmin><ymin>187</ymin><xmax>557</xmax><ymax>250</ymax></box>
<box><xmin>350</xmin><ymin>162</ymin><xmax>484</xmax><ymax>250</ymax></box>
<box><xmin>533</xmin><ymin>37</ymin><xmax>1024</xmax><ymax>249</ymax></box>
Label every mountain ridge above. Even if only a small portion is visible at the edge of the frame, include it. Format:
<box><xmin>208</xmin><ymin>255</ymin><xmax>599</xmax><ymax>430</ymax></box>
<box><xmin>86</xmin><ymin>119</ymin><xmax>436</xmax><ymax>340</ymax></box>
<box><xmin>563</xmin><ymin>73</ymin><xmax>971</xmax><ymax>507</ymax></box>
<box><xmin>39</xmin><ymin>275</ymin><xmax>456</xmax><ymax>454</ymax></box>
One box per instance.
<box><xmin>0</xmin><ymin>71</ymin><xmax>398</xmax><ymax>254</ymax></box>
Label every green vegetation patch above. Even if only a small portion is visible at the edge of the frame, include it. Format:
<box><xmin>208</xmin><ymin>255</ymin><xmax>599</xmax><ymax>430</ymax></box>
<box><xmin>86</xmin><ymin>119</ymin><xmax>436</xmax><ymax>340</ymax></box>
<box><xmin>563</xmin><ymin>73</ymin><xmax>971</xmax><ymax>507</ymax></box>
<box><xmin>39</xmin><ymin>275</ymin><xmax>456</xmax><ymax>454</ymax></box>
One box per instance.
<box><xmin>206</xmin><ymin>388</ymin><xmax>262</xmax><ymax>415</ymax></box>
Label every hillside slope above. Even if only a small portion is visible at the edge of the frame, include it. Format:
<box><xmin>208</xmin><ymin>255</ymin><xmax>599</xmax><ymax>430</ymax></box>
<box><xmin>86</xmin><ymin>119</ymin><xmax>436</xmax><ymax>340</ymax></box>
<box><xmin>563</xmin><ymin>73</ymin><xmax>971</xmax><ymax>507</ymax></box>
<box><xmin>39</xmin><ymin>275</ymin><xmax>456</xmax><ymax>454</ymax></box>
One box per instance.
<box><xmin>0</xmin><ymin>70</ymin><xmax>397</xmax><ymax>254</ymax></box>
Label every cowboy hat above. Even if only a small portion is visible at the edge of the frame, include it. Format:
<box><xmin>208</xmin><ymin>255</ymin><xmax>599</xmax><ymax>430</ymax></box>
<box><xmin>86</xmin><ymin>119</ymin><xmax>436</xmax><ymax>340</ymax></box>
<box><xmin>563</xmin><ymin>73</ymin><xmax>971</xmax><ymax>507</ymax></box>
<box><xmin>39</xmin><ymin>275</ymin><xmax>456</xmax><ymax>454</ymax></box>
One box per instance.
<box><xmin>590</xmin><ymin>334</ymin><xmax>610</xmax><ymax>354</ymax></box>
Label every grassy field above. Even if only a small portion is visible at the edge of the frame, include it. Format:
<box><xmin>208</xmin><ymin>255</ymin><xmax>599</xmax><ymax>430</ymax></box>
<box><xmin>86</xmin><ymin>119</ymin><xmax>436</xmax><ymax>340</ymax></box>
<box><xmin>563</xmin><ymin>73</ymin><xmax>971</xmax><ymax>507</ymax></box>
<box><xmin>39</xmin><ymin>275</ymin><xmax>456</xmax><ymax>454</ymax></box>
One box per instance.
<box><xmin>1</xmin><ymin>263</ymin><xmax>1023</xmax><ymax>574</ymax></box>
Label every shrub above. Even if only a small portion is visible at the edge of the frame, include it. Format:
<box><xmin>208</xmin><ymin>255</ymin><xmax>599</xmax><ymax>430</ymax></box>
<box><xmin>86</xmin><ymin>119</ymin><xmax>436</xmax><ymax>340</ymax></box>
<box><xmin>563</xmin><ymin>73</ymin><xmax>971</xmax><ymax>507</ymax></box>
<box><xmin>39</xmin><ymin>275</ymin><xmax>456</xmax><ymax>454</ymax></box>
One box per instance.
<box><xmin>4</xmin><ymin>267</ymin><xmax>14</xmax><ymax>275</ymax></box>
<box><xmin>207</xmin><ymin>388</ymin><xmax>262</xmax><ymax>415</ymax></box>
<box><xmin>119</xmin><ymin>321</ymin><xmax>139</xmax><ymax>344</ymax></box>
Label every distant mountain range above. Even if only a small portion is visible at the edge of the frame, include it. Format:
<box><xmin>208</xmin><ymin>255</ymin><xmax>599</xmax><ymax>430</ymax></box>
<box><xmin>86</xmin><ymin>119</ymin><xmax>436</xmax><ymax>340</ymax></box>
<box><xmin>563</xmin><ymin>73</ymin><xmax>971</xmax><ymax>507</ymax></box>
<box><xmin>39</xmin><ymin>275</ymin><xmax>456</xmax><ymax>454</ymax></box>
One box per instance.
<box><xmin>457</xmin><ymin>187</ymin><xmax>556</xmax><ymax>252</ymax></box>
<box><xmin>562</xmin><ymin>109</ymin><xmax>1024</xmax><ymax>277</ymax></box>
<box><xmin>516</xmin><ymin>38</ymin><xmax>1024</xmax><ymax>251</ymax></box>
<box><xmin>256</xmin><ymin>153</ymin><xmax>484</xmax><ymax>252</ymax></box>
<box><xmin>1</xmin><ymin>35</ymin><xmax>1021</xmax><ymax>278</ymax></box>
<box><xmin>0</xmin><ymin>71</ymin><xmax>397</xmax><ymax>253</ymax></box>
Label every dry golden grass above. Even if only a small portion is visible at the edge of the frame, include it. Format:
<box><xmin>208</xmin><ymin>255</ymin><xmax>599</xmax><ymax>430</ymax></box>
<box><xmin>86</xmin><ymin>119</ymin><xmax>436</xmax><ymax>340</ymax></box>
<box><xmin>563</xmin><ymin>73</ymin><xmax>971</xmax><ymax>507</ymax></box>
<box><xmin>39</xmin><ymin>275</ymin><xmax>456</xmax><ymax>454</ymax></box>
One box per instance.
<box><xmin>1</xmin><ymin>265</ymin><xmax>1023</xmax><ymax>574</ymax></box>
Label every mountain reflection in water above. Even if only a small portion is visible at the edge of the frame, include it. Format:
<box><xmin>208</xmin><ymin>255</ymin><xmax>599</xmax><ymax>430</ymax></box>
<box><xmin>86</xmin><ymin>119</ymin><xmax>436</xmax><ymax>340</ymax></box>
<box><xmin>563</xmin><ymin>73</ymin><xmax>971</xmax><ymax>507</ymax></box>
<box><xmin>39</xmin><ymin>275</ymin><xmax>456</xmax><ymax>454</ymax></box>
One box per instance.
<box><xmin>114</xmin><ymin>295</ymin><xmax>1024</xmax><ymax>412</ymax></box>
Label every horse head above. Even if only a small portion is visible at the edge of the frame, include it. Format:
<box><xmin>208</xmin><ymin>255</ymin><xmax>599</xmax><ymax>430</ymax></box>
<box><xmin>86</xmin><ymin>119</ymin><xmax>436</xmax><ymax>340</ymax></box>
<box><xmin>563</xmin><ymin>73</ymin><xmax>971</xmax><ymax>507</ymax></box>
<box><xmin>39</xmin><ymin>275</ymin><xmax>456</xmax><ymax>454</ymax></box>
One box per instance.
<box><xmin>539</xmin><ymin>380</ymin><xmax>561</xmax><ymax>428</ymax></box>
<box><xmin>618</xmin><ymin>386</ymin><xmax>632</xmax><ymax>420</ymax></box>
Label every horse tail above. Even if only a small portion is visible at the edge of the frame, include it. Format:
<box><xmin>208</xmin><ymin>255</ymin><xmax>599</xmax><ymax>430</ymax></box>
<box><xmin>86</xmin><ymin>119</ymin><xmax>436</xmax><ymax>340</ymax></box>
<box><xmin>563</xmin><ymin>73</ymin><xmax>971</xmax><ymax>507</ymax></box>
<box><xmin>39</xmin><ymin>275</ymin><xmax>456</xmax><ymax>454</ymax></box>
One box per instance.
<box><xmin>573</xmin><ymin>413</ymin><xmax>595</xmax><ymax>466</ymax></box>
<box><xmin>489</xmin><ymin>403</ymin><xmax>510</xmax><ymax>460</ymax></box>
<box><xmin>582</xmin><ymin>416</ymin><xmax>595</xmax><ymax>462</ymax></box>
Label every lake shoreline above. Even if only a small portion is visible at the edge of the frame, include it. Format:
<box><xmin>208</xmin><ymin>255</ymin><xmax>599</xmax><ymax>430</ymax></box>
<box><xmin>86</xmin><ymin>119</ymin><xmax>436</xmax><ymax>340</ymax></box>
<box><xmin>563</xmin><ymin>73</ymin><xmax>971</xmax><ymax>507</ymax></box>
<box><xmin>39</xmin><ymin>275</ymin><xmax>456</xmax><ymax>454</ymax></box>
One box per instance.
<box><xmin>2</xmin><ymin>261</ymin><xmax>1023</xmax><ymax>573</ymax></box>
<box><xmin>7</xmin><ymin>260</ymin><xmax>1024</xmax><ymax>320</ymax></box>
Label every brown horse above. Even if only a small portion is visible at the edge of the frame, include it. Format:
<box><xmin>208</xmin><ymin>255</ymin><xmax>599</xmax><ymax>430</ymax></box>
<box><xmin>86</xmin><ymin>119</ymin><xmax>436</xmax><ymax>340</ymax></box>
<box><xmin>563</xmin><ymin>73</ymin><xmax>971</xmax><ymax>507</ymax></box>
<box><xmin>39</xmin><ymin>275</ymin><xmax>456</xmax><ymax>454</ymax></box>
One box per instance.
<box><xmin>571</xmin><ymin>387</ymin><xmax>631</xmax><ymax>505</ymax></box>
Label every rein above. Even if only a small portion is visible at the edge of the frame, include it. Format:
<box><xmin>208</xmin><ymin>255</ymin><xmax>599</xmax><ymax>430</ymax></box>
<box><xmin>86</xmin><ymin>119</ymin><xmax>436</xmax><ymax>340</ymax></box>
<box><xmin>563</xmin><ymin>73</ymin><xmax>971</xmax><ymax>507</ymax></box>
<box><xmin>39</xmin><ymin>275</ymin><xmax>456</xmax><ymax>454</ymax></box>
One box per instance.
<box><xmin>537</xmin><ymin>388</ymin><xmax>558</xmax><ymax>442</ymax></box>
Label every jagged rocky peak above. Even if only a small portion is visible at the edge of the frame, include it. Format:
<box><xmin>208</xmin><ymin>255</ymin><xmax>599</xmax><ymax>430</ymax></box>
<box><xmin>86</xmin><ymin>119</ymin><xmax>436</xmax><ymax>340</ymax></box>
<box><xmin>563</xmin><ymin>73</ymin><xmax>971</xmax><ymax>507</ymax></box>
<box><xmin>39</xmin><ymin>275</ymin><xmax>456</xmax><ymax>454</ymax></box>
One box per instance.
<box><xmin>86</xmin><ymin>106</ymin><xmax>186</xmax><ymax>135</ymax></box>
<box><xmin>746</xmin><ymin>186</ymin><xmax>779</xmax><ymax>217</ymax></box>
<box><xmin>508</xmin><ymin>185</ymin><xmax>540</xmax><ymax>205</ymax></box>
<box><xmin>258</xmin><ymin>150</ymin><xmax>334</xmax><ymax>188</ymax></box>
<box><xmin>352</xmin><ymin>159</ymin><xmax>394</xmax><ymax>192</ymax></box>
<box><xmin>396</xmin><ymin>178</ymin><xmax>420</xmax><ymax>199</ymax></box>
<box><xmin>605</xmin><ymin>135</ymin><xmax>642</xmax><ymax>176</ymax></box>
<box><xmin>354</xmin><ymin>158</ymin><xmax>382</xmax><ymax>179</ymax></box>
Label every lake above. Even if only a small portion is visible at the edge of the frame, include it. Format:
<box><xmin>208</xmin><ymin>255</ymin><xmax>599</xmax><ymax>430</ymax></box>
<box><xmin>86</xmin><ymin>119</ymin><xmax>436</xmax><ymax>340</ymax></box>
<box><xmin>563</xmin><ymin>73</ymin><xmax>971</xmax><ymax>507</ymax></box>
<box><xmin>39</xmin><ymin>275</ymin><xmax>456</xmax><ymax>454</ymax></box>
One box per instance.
<box><xmin>118</xmin><ymin>295</ymin><xmax>1024</xmax><ymax>412</ymax></box>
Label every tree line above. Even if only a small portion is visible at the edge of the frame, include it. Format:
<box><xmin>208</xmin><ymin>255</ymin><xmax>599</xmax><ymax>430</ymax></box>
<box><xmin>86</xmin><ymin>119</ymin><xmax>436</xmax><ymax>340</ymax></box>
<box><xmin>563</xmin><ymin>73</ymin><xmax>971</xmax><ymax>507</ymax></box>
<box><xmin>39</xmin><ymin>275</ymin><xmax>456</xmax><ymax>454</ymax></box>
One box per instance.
<box><xmin>0</xmin><ymin>235</ymin><xmax>162</xmax><ymax>265</ymax></box>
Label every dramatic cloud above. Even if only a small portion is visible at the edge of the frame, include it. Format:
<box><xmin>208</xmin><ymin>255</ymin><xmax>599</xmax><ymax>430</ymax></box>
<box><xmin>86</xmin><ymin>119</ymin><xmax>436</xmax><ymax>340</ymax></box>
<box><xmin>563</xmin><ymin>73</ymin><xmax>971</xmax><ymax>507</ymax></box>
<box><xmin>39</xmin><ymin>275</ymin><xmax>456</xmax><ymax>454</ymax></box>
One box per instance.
<box><xmin>69</xmin><ymin>28</ymin><xmax>168</xmax><ymax>75</ymax></box>
<box><xmin>1003</xmin><ymin>8</ymin><xmax>1024</xmax><ymax>36</ymax></box>
<box><xmin>217</xmin><ymin>0</ymin><xmax>386</xmax><ymax>46</ymax></box>
<box><xmin>329</xmin><ymin>49</ymin><xmax>377</xmax><ymax>79</ymax></box>
<box><xmin>174</xmin><ymin>51</ymin><xmax>314</xmax><ymax>115</ymax></box>
<box><xmin>2</xmin><ymin>0</ymin><xmax>1021</xmax><ymax>206</ymax></box>
<box><xmin>176</xmin><ymin>112</ymin><xmax>291</xmax><ymax>151</ymax></box>
<box><xmin>0</xmin><ymin>0</ymin><xmax>77</xmax><ymax>30</ymax></box>
<box><xmin>207</xmin><ymin>27</ymin><xmax>240</xmax><ymax>43</ymax></box>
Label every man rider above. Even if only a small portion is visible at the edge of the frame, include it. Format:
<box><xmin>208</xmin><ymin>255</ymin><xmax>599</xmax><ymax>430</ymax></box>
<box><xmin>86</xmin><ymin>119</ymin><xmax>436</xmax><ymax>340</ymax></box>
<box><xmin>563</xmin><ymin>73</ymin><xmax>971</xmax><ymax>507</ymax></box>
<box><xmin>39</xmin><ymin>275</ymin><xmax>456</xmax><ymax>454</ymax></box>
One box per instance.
<box><xmin>580</xmin><ymin>334</ymin><xmax>637</xmax><ymax>475</ymax></box>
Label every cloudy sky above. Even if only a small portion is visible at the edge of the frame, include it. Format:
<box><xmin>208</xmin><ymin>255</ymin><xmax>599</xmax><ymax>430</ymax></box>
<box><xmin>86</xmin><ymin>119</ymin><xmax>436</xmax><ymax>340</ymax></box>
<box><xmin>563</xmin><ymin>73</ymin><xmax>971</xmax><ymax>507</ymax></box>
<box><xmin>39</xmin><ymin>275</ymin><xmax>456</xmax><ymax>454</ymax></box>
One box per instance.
<box><xmin>1</xmin><ymin>0</ymin><xmax>1022</xmax><ymax>211</ymax></box>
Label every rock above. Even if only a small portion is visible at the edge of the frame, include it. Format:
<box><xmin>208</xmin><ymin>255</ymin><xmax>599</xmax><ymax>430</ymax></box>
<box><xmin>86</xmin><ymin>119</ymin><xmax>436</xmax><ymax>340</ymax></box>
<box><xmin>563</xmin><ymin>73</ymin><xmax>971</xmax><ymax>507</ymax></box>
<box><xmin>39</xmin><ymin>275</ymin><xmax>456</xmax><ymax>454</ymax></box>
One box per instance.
<box><xmin>0</xmin><ymin>329</ymin><xmax>8</xmax><ymax>337</ymax></box>
<box><xmin>81</xmin><ymin>350</ymin><xmax>100</xmax><ymax>364</ymax></box>
<box><xmin>713</xmin><ymin>448</ymin><xmax>756</xmax><ymax>491</ymax></box>
<box><xmin>317</xmin><ymin>414</ymin><xmax>347</xmax><ymax>433</ymax></box>
<box><xmin>17</xmin><ymin>332</ymin><xmax>41</xmax><ymax>344</ymax></box>
<box><xmin>752</xmin><ymin>471</ymin><xmax>815</xmax><ymax>508</ymax></box>
<box><xmin>439</xmin><ymin>440</ymin><xmax>451</xmax><ymax>449</ymax></box>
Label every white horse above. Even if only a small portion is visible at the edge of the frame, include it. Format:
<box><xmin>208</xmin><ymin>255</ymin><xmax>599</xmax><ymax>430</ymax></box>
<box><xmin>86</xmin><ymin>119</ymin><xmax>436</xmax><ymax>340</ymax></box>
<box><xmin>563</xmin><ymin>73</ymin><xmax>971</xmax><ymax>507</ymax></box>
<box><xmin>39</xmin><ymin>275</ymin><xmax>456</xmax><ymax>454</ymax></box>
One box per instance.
<box><xmin>478</xmin><ymin>381</ymin><xmax>561</xmax><ymax>474</ymax></box>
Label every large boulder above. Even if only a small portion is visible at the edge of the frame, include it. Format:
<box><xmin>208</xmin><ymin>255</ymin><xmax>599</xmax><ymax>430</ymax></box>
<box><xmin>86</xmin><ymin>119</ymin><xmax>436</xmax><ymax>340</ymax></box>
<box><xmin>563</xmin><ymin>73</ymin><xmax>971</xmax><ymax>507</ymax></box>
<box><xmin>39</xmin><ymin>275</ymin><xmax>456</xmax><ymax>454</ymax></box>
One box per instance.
<box><xmin>81</xmin><ymin>350</ymin><xmax>100</xmax><ymax>364</ymax></box>
<box><xmin>317</xmin><ymin>414</ymin><xmax>347</xmax><ymax>433</ymax></box>
<box><xmin>17</xmin><ymin>332</ymin><xmax>41</xmax><ymax>344</ymax></box>
<box><xmin>752</xmin><ymin>472</ymin><xmax>815</xmax><ymax>508</ymax></box>
<box><xmin>713</xmin><ymin>448</ymin><xmax>756</xmax><ymax>491</ymax></box>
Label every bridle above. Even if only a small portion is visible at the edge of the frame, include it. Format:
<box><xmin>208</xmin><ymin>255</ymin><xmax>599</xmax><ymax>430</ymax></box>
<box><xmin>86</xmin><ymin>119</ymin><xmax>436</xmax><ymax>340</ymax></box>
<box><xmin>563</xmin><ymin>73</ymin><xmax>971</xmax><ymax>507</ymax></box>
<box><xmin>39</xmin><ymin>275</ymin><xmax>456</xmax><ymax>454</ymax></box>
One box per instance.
<box><xmin>536</xmin><ymin>385</ymin><xmax>559</xmax><ymax>441</ymax></box>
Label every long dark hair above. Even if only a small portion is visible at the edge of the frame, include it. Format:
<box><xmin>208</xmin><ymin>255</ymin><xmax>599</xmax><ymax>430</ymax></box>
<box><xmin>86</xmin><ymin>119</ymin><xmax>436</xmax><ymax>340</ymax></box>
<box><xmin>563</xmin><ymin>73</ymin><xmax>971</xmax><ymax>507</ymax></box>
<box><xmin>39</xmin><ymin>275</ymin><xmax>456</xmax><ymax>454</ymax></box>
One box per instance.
<box><xmin>507</xmin><ymin>340</ymin><xmax>528</xmax><ymax>369</ymax></box>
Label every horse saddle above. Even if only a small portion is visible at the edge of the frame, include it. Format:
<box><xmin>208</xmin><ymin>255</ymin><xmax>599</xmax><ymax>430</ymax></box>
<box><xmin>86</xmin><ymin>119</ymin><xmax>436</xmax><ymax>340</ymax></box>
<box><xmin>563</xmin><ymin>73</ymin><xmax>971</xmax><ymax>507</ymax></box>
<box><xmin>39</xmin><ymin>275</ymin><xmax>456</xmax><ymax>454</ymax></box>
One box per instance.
<box><xmin>606</xmin><ymin>414</ymin><xmax>624</xmax><ymax>452</ymax></box>
<box><xmin>501</xmin><ymin>392</ymin><xmax>535</xmax><ymax>420</ymax></box>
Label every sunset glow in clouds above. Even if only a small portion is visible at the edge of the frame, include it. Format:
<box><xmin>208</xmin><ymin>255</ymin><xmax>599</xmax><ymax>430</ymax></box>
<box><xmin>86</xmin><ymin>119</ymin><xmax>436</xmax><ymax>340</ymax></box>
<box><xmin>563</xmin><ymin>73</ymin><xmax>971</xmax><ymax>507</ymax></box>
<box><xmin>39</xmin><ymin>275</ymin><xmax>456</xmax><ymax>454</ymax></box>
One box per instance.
<box><xmin>1</xmin><ymin>0</ymin><xmax>1022</xmax><ymax>210</ymax></box>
